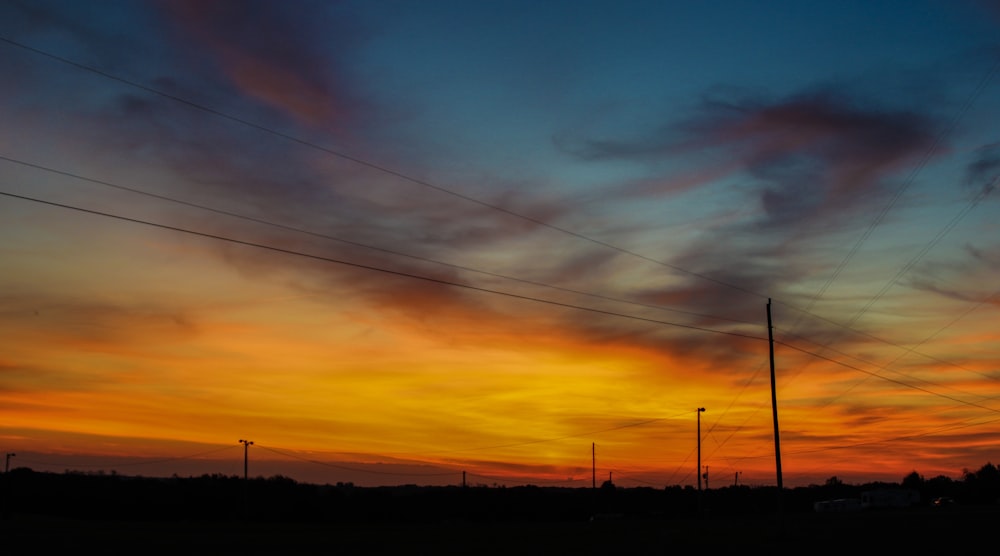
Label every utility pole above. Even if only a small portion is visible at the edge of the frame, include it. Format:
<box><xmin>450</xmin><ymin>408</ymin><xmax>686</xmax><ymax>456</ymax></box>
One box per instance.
<box><xmin>4</xmin><ymin>453</ymin><xmax>13</xmax><ymax>473</ymax></box>
<box><xmin>591</xmin><ymin>442</ymin><xmax>596</xmax><ymax>489</ymax></box>
<box><xmin>697</xmin><ymin>407</ymin><xmax>705</xmax><ymax>513</ymax></box>
<box><xmin>734</xmin><ymin>471</ymin><xmax>741</xmax><ymax>487</ymax></box>
<box><xmin>239</xmin><ymin>439</ymin><xmax>253</xmax><ymax>481</ymax></box>
<box><xmin>703</xmin><ymin>466</ymin><xmax>709</xmax><ymax>490</ymax></box>
<box><xmin>239</xmin><ymin>439</ymin><xmax>253</xmax><ymax>516</ymax></box>
<box><xmin>767</xmin><ymin>299</ymin><xmax>784</xmax><ymax>521</ymax></box>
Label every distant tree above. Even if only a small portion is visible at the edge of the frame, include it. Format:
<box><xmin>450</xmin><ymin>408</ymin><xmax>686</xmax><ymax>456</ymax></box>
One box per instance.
<box><xmin>824</xmin><ymin>476</ymin><xmax>843</xmax><ymax>487</ymax></box>
<box><xmin>924</xmin><ymin>474</ymin><xmax>955</xmax><ymax>497</ymax></box>
<box><xmin>961</xmin><ymin>462</ymin><xmax>1000</xmax><ymax>504</ymax></box>
<box><xmin>901</xmin><ymin>471</ymin><xmax>923</xmax><ymax>490</ymax></box>
<box><xmin>974</xmin><ymin>462</ymin><xmax>999</xmax><ymax>486</ymax></box>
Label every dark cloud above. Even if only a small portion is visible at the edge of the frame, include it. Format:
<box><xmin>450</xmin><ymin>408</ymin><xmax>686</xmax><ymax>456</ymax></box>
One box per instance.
<box><xmin>0</xmin><ymin>292</ymin><xmax>199</xmax><ymax>343</ymax></box>
<box><xmin>553</xmin><ymin>90</ymin><xmax>943</xmax><ymax>331</ymax></box>
<box><xmin>906</xmin><ymin>243</ymin><xmax>1000</xmax><ymax>302</ymax></box>
<box><xmin>155</xmin><ymin>0</ymin><xmax>370</xmax><ymax>132</ymax></box>
<box><xmin>580</xmin><ymin>90</ymin><xmax>937</xmax><ymax>232</ymax></box>
<box><xmin>964</xmin><ymin>143</ymin><xmax>1000</xmax><ymax>192</ymax></box>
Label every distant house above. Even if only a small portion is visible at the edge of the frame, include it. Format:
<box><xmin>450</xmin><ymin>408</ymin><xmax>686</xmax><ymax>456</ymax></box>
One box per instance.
<box><xmin>860</xmin><ymin>488</ymin><xmax>920</xmax><ymax>509</ymax></box>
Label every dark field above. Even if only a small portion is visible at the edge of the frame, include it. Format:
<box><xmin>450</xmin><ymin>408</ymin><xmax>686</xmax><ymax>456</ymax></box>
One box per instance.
<box><xmin>2</xmin><ymin>505</ymin><xmax>995</xmax><ymax>554</ymax></box>
<box><xmin>4</xmin><ymin>469</ymin><xmax>999</xmax><ymax>553</ymax></box>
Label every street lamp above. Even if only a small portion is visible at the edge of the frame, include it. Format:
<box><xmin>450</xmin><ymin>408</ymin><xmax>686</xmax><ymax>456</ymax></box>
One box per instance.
<box><xmin>4</xmin><ymin>452</ymin><xmax>14</xmax><ymax>473</ymax></box>
<box><xmin>696</xmin><ymin>408</ymin><xmax>705</xmax><ymax>493</ymax></box>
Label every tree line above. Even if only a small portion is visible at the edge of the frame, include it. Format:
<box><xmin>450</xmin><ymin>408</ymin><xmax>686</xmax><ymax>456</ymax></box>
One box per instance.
<box><xmin>2</xmin><ymin>462</ymin><xmax>998</xmax><ymax>523</ymax></box>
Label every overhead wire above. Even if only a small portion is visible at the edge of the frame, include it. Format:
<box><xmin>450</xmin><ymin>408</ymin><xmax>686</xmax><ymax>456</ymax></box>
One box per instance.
<box><xmin>0</xmin><ymin>154</ymin><xmax>758</xmax><ymax>328</ymax></box>
<box><xmin>0</xmin><ymin>33</ymin><xmax>828</xmax><ymax>316</ymax></box>
<box><xmin>0</xmin><ymin>189</ymin><xmax>767</xmax><ymax>342</ymax></box>
<box><xmin>802</xmin><ymin>54</ymin><xmax>1000</xmax><ymax>315</ymax></box>
<box><xmin>712</xmin><ymin>54</ymin><xmax>1000</xmax><ymax>460</ymax></box>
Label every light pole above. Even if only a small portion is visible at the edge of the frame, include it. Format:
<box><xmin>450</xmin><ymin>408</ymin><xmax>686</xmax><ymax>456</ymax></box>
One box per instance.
<box><xmin>696</xmin><ymin>408</ymin><xmax>705</xmax><ymax>492</ymax></box>
<box><xmin>4</xmin><ymin>453</ymin><xmax>14</xmax><ymax>473</ymax></box>
<box><xmin>697</xmin><ymin>407</ymin><xmax>705</xmax><ymax>513</ymax></box>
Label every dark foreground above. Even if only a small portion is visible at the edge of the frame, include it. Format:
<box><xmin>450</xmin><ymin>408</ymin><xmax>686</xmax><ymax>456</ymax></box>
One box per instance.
<box><xmin>2</xmin><ymin>505</ymin><xmax>995</xmax><ymax>554</ymax></box>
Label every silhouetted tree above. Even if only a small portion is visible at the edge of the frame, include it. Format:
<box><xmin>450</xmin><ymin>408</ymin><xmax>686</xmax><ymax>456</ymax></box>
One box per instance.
<box><xmin>901</xmin><ymin>470</ymin><xmax>923</xmax><ymax>490</ymax></box>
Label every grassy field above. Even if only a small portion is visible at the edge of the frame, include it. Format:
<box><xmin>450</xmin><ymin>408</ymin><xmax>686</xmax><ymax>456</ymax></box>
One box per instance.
<box><xmin>2</xmin><ymin>505</ymin><xmax>995</xmax><ymax>554</ymax></box>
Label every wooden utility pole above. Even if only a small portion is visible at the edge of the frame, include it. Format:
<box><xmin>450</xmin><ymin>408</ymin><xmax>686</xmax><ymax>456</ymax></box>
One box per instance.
<box><xmin>592</xmin><ymin>442</ymin><xmax>596</xmax><ymax>489</ymax></box>
<box><xmin>239</xmin><ymin>439</ymin><xmax>253</xmax><ymax>481</ymax></box>
<box><xmin>767</xmin><ymin>300</ymin><xmax>784</xmax><ymax>518</ymax></box>
<box><xmin>239</xmin><ymin>439</ymin><xmax>253</xmax><ymax>517</ymax></box>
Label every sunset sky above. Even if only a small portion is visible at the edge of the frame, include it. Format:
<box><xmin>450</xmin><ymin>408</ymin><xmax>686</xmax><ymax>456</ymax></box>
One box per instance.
<box><xmin>2</xmin><ymin>0</ymin><xmax>999</xmax><ymax>489</ymax></box>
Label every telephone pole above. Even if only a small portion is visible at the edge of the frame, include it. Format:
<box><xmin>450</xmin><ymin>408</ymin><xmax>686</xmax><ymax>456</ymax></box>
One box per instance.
<box><xmin>239</xmin><ymin>439</ymin><xmax>253</xmax><ymax>481</ymax></box>
<box><xmin>4</xmin><ymin>453</ymin><xmax>13</xmax><ymax>473</ymax></box>
<box><xmin>767</xmin><ymin>299</ymin><xmax>785</xmax><ymax>521</ymax></box>
<box><xmin>591</xmin><ymin>442</ymin><xmax>596</xmax><ymax>489</ymax></box>
<box><xmin>239</xmin><ymin>439</ymin><xmax>253</xmax><ymax>516</ymax></box>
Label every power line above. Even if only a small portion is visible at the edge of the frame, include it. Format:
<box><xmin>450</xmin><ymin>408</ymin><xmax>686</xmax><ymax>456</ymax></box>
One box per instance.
<box><xmin>4</xmin><ymin>154</ymin><xmax>977</xmax><ymax>384</ymax></box>
<box><xmin>774</xmin><ymin>337</ymin><xmax>1000</xmax><ymax>415</ymax></box>
<box><xmin>804</xmin><ymin>54</ymin><xmax>1000</xmax><ymax>313</ymax></box>
<box><xmin>0</xmin><ymin>188</ymin><xmax>766</xmax><ymax>342</ymax></box>
<box><xmin>845</xmin><ymin>174</ymin><xmax>997</xmax><ymax>328</ymax></box>
<box><xmin>0</xmin><ymin>34</ymin><xmax>769</xmax><ymax>304</ymax></box>
<box><xmin>0</xmin><ymin>154</ymin><xmax>757</xmax><ymax>328</ymax></box>
<box><xmin>774</xmin><ymin>55</ymin><xmax>1000</xmax><ymax>406</ymax></box>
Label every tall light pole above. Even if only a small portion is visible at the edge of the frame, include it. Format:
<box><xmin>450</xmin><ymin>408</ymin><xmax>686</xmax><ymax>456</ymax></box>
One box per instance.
<box><xmin>4</xmin><ymin>453</ymin><xmax>14</xmax><ymax>473</ymax></box>
<box><xmin>696</xmin><ymin>408</ymin><xmax>705</xmax><ymax>493</ymax></box>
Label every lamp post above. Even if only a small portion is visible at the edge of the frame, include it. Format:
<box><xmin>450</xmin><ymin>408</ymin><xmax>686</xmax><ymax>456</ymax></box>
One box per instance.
<box><xmin>697</xmin><ymin>407</ymin><xmax>705</xmax><ymax>513</ymax></box>
<box><xmin>4</xmin><ymin>453</ymin><xmax>14</xmax><ymax>473</ymax></box>
<box><xmin>696</xmin><ymin>408</ymin><xmax>705</xmax><ymax>492</ymax></box>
